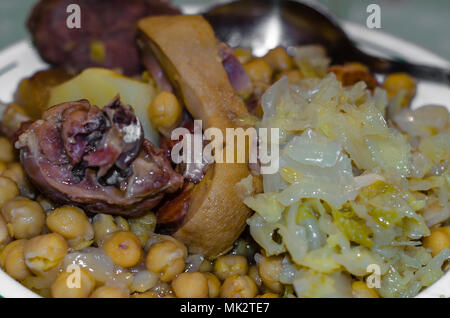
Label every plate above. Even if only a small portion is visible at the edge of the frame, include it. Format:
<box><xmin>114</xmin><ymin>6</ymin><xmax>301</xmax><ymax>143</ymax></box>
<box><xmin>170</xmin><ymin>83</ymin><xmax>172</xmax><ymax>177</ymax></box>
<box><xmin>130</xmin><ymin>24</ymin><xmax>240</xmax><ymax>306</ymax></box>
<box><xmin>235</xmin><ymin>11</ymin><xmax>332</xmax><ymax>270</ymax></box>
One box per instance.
<box><xmin>0</xmin><ymin>21</ymin><xmax>448</xmax><ymax>298</ymax></box>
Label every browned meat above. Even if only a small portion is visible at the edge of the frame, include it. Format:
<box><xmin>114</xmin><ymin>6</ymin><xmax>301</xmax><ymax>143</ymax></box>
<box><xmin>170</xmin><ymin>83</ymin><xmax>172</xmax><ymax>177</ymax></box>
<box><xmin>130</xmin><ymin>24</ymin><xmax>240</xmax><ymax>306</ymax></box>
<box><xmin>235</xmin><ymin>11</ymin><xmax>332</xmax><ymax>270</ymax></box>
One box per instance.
<box><xmin>157</xmin><ymin>183</ymin><xmax>194</xmax><ymax>231</ymax></box>
<box><xmin>138</xmin><ymin>15</ymin><xmax>252</xmax><ymax>133</ymax></box>
<box><xmin>172</xmin><ymin>161</ymin><xmax>255</xmax><ymax>257</ymax></box>
<box><xmin>28</xmin><ymin>0</ymin><xmax>180</xmax><ymax>75</ymax></box>
<box><xmin>140</xmin><ymin>41</ymin><xmax>253</xmax><ymax>99</ymax></box>
<box><xmin>329</xmin><ymin>62</ymin><xmax>378</xmax><ymax>91</ymax></box>
<box><xmin>141</xmin><ymin>48</ymin><xmax>174</xmax><ymax>93</ymax></box>
<box><xmin>138</xmin><ymin>15</ymin><xmax>260</xmax><ymax>258</ymax></box>
<box><xmin>14</xmin><ymin>68</ymin><xmax>73</xmax><ymax>119</ymax></box>
<box><xmin>15</xmin><ymin>97</ymin><xmax>183</xmax><ymax>216</ymax></box>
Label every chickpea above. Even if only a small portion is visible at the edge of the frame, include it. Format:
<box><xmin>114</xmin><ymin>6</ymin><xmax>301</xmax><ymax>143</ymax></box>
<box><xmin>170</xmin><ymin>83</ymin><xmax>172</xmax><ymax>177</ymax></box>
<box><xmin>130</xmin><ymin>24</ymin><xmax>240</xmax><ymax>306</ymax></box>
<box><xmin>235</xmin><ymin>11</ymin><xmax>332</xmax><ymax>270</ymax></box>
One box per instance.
<box><xmin>198</xmin><ymin>259</ymin><xmax>214</xmax><ymax>273</ymax></box>
<box><xmin>263</xmin><ymin>47</ymin><xmax>293</xmax><ymax>72</ymax></box>
<box><xmin>172</xmin><ymin>272</ymin><xmax>209</xmax><ymax>298</ymax></box>
<box><xmin>131</xmin><ymin>270</ymin><xmax>158</xmax><ymax>293</ymax></box>
<box><xmin>24</xmin><ymin>233</ymin><xmax>68</xmax><ymax>275</ymax></box>
<box><xmin>148</xmin><ymin>91</ymin><xmax>182</xmax><ymax>132</ymax></box>
<box><xmin>441</xmin><ymin>226</ymin><xmax>450</xmax><ymax>236</ymax></box>
<box><xmin>2</xmin><ymin>197</ymin><xmax>45</xmax><ymax>239</ymax></box>
<box><xmin>149</xmin><ymin>280</ymin><xmax>174</xmax><ymax>297</ymax></box>
<box><xmin>423</xmin><ymin>226</ymin><xmax>450</xmax><ymax>257</ymax></box>
<box><xmin>3</xmin><ymin>239</ymin><xmax>31</xmax><ymax>280</ymax></box>
<box><xmin>131</xmin><ymin>291</ymin><xmax>159</xmax><ymax>298</ymax></box>
<box><xmin>204</xmin><ymin>273</ymin><xmax>221</xmax><ymax>298</ymax></box>
<box><xmin>275</xmin><ymin>69</ymin><xmax>302</xmax><ymax>83</ymax></box>
<box><xmin>1</xmin><ymin>104</ymin><xmax>29</xmax><ymax>135</ymax></box>
<box><xmin>257</xmin><ymin>293</ymin><xmax>280</xmax><ymax>298</ymax></box>
<box><xmin>22</xmin><ymin>267</ymin><xmax>59</xmax><ymax>292</ymax></box>
<box><xmin>244</xmin><ymin>58</ymin><xmax>273</xmax><ymax>84</ymax></box>
<box><xmin>0</xmin><ymin>238</ymin><xmax>22</xmax><ymax>266</ymax></box>
<box><xmin>0</xmin><ymin>137</ymin><xmax>14</xmax><ymax>163</ymax></box>
<box><xmin>129</xmin><ymin>211</ymin><xmax>156</xmax><ymax>245</ymax></box>
<box><xmin>231</xmin><ymin>238</ymin><xmax>259</xmax><ymax>261</ymax></box>
<box><xmin>46</xmin><ymin>206</ymin><xmax>94</xmax><ymax>244</ymax></box>
<box><xmin>0</xmin><ymin>176</ymin><xmax>19</xmax><ymax>208</ymax></box>
<box><xmin>219</xmin><ymin>275</ymin><xmax>258</xmax><ymax>298</ymax></box>
<box><xmin>103</xmin><ymin>231</ymin><xmax>142</xmax><ymax>268</ymax></box>
<box><xmin>248</xmin><ymin>265</ymin><xmax>262</xmax><ymax>287</ymax></box>
<box><xmin>93</xmin><ymin>214</ymin><xmax>117</xmax><ymax>245</ymax></box>
<box><xmin>2</xmin><ymin>163</ymin><xmax>35</xmax><ymax>198</ymax></box>
<box><xmin>36</xmin><ymin>195</ymin><xmax>55</xmax><ymax>213</ymax></box>
<box><xmin>36</xmin><ymin>288</ymin><xmax>52</xmax><ymax>298</ymax></box>
<box><xmin>115</xmin><ymin>216</ymin><xmax>130</xmax><ymax>232</ymax></box>
<box><xmin>214</xmin><ymin>255</ymin><xmax>248</xmax><ymax>280</ymax></box>
<box><xmin>0</xmin><ymin>214</ymin><xmax>10</xmax><ymax>247</ymax></box>
<box><xmin>233</xmin><ymin>48</ymin><xmax>252</xmax><ymax>64</ymax></box>
<box><xmin>90</xmin><ymin>285</ymin><xmax>130</xmax><ymax>298</ymax></box>
<box><xmin>145</xmin><ymin>239</ymin><xmax>187</xmax><ymax>282</ymax></box>
<box><xmin>351</xmin><ymin>281</ymin><xmax>379</xmax><ymax>298</ymax></box>
<box><xmin>0</xmin><ymin>162</ymin><xmax>7</xmax><ymax>174</ymax></box>
<box><xmin>383</xmin><ymin>73</ymin><xmax>416</xmax><ymax>106</ymax></box>
<box><xmin>258</xmin><ymin>256</ymin><xmax>283</xmax><ymax>293</ymax></box>
<box><xmin>51</xmin><ymin>269</ymin><xmax>95</xmax><ymax>298</ymax></box>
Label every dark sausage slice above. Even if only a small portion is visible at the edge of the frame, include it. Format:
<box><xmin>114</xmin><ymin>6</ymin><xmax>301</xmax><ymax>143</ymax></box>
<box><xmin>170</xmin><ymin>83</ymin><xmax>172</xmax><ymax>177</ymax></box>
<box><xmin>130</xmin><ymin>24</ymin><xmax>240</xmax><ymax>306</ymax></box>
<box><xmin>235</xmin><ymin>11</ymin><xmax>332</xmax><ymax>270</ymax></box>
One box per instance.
<box><xmin>28</xmin><ymin>0</ymin><xmax>180</xmax><ymax>75</ymax></box>
<box><xmin>138</xmin><ymin>16</ymin><xmax>258</xmax><ymax>257</ymax></box>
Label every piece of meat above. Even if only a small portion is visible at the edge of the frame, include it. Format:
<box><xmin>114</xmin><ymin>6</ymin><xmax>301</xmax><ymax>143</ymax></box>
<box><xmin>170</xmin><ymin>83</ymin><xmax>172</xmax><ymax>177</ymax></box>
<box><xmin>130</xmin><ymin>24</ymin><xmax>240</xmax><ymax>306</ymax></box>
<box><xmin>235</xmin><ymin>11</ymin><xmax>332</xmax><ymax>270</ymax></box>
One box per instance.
<box><xmin>28</xmin><ymin>0</ymin><xmax>180</xmax><ymax>75</ymax></box>
<box><xmin>15</xmin><ymin>97</ymin><xmax>183</xmax><ymax>216</ymax></box>
<box><xmin>138</xmin><ymin>15</ymin><xmax>252</xmax><ymax>133</ymax></box>
<box><xmin>329</xmin><ymin>62</ymin><xmax>378</xmax><ymax>91</ymax></box>
<box><xmin>138</xmin><ymin>15</ymin><xmax>259</xmax><ymax>257</ymax></box>
<box><xmin>140</xmin><ymin>41</ymin><xmax>253</xmax><ymax>100</ymax></box>
<box><xmin>14</xmin><ymin>68</ymin><xmax>73</xmax><ymax>119</ymax></box>
<box><xmin>173</xmin><ymin>161</ymin><xmax>254</xmax><ymax>257</ymax></box>
<box><xmin>156</xmin><ymin>183</ymin><xmax>194</xmax><ymax>231</ymax></box>
<box><xmin>141</xmin><ymin>48</ymin><xmax>174</xmax><ymax>93</ymax></box>
<box><xmin>218</xmin><ymin>43</ymin><xmax>253</xmax><ymax>99</ymax></box>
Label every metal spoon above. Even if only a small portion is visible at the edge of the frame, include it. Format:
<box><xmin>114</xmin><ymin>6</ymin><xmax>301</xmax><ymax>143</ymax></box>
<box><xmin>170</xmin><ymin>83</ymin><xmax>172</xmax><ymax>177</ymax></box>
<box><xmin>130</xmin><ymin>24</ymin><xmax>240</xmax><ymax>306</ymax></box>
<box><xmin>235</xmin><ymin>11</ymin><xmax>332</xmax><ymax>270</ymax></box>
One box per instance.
<box><xmin>201</xmin><ymin>0</ymin><xmax>450</xmax><ymax>84</ymax></box>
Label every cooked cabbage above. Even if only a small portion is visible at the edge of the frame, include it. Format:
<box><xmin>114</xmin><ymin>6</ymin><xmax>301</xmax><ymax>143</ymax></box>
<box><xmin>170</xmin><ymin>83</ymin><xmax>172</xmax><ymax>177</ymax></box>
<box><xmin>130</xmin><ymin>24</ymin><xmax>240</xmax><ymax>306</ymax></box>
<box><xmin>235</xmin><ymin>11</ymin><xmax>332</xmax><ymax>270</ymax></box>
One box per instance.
<box><xmin>245</xmin><ymin>70</ymin><xmax>450</xmax><ymax>298</ymax></box>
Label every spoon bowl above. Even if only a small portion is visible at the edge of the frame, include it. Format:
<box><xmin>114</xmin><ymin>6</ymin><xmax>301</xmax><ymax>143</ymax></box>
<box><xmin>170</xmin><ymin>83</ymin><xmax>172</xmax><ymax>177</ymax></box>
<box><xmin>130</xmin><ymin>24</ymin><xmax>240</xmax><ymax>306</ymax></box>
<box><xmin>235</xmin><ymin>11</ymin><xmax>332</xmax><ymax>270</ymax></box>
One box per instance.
<box><xmin>204</xmin><ymin>0</ymin><xmax>450</xmax><ymax>84</ymax></box>
<box><xmin>204</xmin><ymin>0</ymin><xmax>347</xmax><ymax>57</ymax></box>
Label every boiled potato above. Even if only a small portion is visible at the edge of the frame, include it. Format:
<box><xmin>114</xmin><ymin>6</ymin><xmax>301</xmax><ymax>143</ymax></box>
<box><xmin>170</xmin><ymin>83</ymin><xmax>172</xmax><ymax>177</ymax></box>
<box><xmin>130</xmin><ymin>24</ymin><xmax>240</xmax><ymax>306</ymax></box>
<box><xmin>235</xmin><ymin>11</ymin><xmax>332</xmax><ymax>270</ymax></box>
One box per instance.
<box><xmin>47</xmin><ymin>68</ymin><xmax>159</xmax><ymax>145</ymax></box>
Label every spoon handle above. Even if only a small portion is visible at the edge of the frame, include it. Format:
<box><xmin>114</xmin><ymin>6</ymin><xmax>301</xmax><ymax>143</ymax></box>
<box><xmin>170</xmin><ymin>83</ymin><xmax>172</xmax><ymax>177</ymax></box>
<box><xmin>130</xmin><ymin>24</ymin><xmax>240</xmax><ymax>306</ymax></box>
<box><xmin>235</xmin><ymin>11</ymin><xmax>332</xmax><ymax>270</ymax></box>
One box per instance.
<box><xmin>358</xmin><ymin>52</ymin><xmax>450</xmax><ymax>84</ymax></box>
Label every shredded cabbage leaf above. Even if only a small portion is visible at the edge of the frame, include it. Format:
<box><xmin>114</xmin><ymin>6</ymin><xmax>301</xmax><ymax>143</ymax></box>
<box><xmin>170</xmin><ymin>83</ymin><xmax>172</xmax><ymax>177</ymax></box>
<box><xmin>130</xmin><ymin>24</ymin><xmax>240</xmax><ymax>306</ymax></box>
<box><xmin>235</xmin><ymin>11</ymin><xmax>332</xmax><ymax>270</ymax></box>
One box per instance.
<box><xmin>245</xmin><ymin>71</ymin><xmax>450</xmax><ymax>298</ymax></box>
